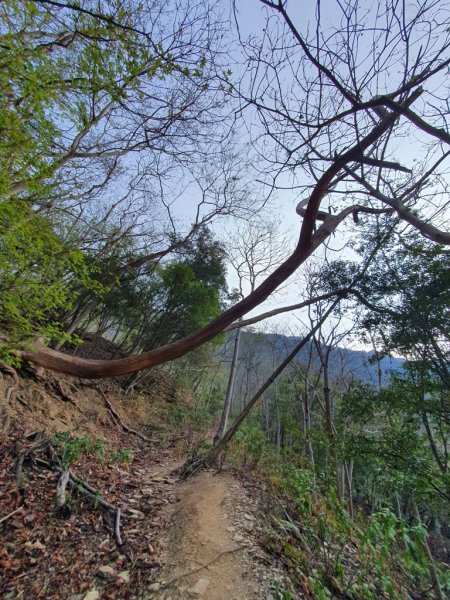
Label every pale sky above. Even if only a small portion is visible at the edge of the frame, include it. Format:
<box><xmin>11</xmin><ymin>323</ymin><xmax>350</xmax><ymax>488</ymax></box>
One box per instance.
<box><xmin>170</xmin><ymin>0</ymin><xmax>449</xmax><ymax>344</ymax></box>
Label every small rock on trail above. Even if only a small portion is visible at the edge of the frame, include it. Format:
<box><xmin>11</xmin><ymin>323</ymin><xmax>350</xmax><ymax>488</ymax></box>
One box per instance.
<box><xmin>156</xmin><ymin>470</ymin><xmax>286</xmax><ymax>600</ymax></box>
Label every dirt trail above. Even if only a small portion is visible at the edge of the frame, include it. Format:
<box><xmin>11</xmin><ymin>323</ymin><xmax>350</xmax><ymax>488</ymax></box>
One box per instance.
<box><xmin>156</xmin><ymin>470</ymin><xmax>269</xmax><ymax>599</ymax></box>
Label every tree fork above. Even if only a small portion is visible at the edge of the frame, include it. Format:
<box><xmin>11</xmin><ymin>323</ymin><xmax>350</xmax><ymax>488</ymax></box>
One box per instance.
<box><xmin>19</xmin><ymin>91</ymin><xmax>425</xmax><ymax>379</ymax></box>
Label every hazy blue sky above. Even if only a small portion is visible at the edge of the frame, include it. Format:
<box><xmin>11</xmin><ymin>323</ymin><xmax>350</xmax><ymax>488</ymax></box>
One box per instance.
<box><xmin>170</xmin><ymin>0</ymin><xmax>449</xmax><ymax>346</ymax></box>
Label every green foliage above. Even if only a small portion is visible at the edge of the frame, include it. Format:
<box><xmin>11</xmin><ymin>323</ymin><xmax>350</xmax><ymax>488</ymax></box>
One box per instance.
<box><xmin>231</xmin><ymin>420</ymin><xmax>268</xmax><ymax>468</ymax></box>
<box><xmin>341</xmin><ymin>368</ymin><xmax>450</xmax><ymax>507</ymax></box>
<box><xmin>323</xmin><ymin>236</ymin><xmax>450</xmax><ymax>385</ymax></box>
<box><xmin>271</xmin><ymin>580</ymin><xmax>293</xmax><ymax>600</ymax></box>
<box><xmin>188</xmin><ymin>437</ymin><xmax>213</xmax><ymax>461</ymax></box>
<box><xmin>94</xmin><ymin>225</ymin><xmax>227</xmax><ymax>353</ymax></box>
<box><xmin>0</xmin><ymin>0</ymin><xmax>211</xmax><ymax>198</ymax></box>
<box><xmin>0</xmin><ymin>2</ymin><xmax>61</xmax><ymax>197</ymax></box>
<box><xmin>0</xmin><ymin>1</ymin><xmax>220</xmax><ymax>354</ymax></box>
<box><xmin>223</xmin><ymin>366</ymin><xmax>449</xmax><ymax>600</ymax></box>
<box><xmin>0</xmin><ymin>198</ymin><xmax>104</xmax><ymax>355</ymax></box>
<box><xmin>161</xmin><ymin>261</ymin><xmax>221</xmax><ymax>332</ymax></box>
<box><xmin>346</xmin><ymin>508</ymin><xmax>439</xmax><ymax>599</ymax></box>
<box><xmin>166</xmin><ymin>401</ymin><xmax>193</xmax><ymax>432</ymax></box>
<box><xmin>51</xmin><ymin>431</ymin><xmax>132</xmax><ymax>469</ymax></box>
<box><xmin>146</xmin><ymin>391</ymin><xmax>214</xmax><ymax>449</ymax></box>
<box><xmin>173</xmin><ymin>226</ymin><xmax>228</xmax><ymax>304</ymax></box>
<box><xmin>308</xmin><ymin>571</ymin><xmax>332</xmax><ymax>600</ymax></box>
<box><xmin>280</xmin><ymin>464</ymin><xmax>315</xmax><ymax>516</ymax></box>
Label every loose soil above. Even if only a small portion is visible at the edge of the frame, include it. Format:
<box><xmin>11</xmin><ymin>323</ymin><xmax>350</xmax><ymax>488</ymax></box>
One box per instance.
<box><xmin>0</xmin><ymin>353</ymin><xmax>296</xmax><ymax>599</ymax></box>
<box><xmin>156</xmin><ymin>469</ymin><xmax>295</xmax><ymax>599</ymax></box>
<box><xmin>158</xmin><ymin>470</ymin><xmax>257</xmax><ymax>599</ymax></box>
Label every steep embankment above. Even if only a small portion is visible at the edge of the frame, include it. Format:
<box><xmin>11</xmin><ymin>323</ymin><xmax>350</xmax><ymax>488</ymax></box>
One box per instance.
<box><xmin>0</xmin><ymin>335</ymin><xmax>194</xmax><ymax>599</ymax></box>
<box><xmin>0</xmin><ymin>336</ymin><xmax>297</xmax><ymax>600</ymax></box>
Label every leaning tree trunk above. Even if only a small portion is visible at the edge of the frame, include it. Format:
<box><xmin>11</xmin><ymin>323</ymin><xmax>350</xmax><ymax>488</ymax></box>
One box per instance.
<box><xmin>200</xmin><ymin>299</ymin><xmax>340</xmax><ymax>469</ymax></box>
<box><xmin>214</xmin><ymin>320</ymin><xmax>242</xmax><ymax>445</ymax></box>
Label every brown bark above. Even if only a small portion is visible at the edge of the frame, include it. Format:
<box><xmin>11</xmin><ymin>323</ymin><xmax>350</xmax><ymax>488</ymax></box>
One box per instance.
<box><xmin>203</xmin><ymin>299</ymin><xmax>340</xmax><ymax>467</ymax></box>
<box><xmin>19</xmin><ymin>92</ymin><xmax>422</xmax><ymax>379</ymax></box>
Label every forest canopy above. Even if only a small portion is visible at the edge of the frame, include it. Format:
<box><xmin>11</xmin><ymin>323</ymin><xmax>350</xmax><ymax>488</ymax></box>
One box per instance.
<box><xmin>0</xmin><ymin>0</ymin><xmax>449</xmax><ymax>376</ymax></box>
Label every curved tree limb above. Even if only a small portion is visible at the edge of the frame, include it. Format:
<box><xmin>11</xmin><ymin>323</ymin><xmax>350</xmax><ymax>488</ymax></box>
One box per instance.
<box><xmin>18</xmin><ymin>90</ymin><xmax>432</xmax><ymax>378</ymax></box>
<box><xmin>297</xmin><ymin>89</ymin><xmax>423</xmax><ymax>249</ymax></box>
<box><xmin>224</xmin><ymin>291</ymin><xmax>339</xmax><ymax>332</ymax></box>
<box><xmin>17</xmin><ymin>201</ymin><xmax>392</xmax><ymax>377</ymax></box>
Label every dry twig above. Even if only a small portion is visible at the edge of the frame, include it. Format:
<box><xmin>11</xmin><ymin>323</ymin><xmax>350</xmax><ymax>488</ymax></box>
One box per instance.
<box><xmin>0</xmin><ymin>506</ymin><xmax>24</xmax><ymax>525</ymax></box>
<box><xmin>157</xmin><ymin>545</ymin><xmax>247</xmax><ymax>592</ymax></box>
<box><xmin>98</xmin><ymin>387</ymin><xmax>153</xmax><ymax>443</ymax></box>
<box><xmin>115</xmin><ymin>508</ymin><xmax>123</xmax><ymax>546</ymax></box>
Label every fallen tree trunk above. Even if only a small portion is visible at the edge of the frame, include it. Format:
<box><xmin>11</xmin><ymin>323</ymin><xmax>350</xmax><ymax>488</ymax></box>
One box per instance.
<box><xmin>18</xmin><ymin>93</ymin><xmax>422</xmax><ymax>379</ymax></box>
<box><xmin>179</xmin><ymin>298</ymin><xmax>340</xmax><ymax>478</ymax></box>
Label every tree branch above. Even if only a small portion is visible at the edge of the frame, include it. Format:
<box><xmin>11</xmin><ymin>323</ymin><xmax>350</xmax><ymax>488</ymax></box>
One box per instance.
<box><xmin>224</xmin><ymin>290</ymin><xmax>340</xmax><ymax>331</ymax></box>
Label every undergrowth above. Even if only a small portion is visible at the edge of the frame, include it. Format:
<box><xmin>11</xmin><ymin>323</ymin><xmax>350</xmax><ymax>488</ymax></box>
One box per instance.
<box><xmin>145</xmin><ymin>392</ymin><xmax>215</xmax><ymax>449</ymax></box>
<box><xmin>226</xmin><ymin>420</ymin><xmax>450</xmax><ymax>600</ymax></box>
<box><xmin>51</xmin><ymin>431</ymin><xmax>132</xmax><ymax>469</ymax></box>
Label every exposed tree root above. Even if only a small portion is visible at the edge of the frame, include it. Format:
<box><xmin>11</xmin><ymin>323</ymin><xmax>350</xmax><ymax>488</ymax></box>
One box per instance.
<box><xmin>174</xmin><ymin>456</ymin><xmax>208</xmax><ymax>481</ymax></box>
<box><xmin>98</xmin><ymin>387</ymin><xmax>153</xmax><ymax>444</ymax></box>
<box><xmin>0</xmin><ymin>362</ymin><xmax>19</xmax><ymax>386</ymax></box>
<box><xmin>14</xmin><ymin>431</ymin><xmax>49</xmax><ymax>491</ymax></box>
<box><xmin>0</xmin><ymin>362</ymin><xmax>19</xmax><ymax>433</ymax></box>
<box><xmin>51</xmin><ymin>379</ymin><xmax>79</xmax><ymax>408</ymax></box>
<box><xmin>13</xmin><ymin>432</ymin><xmax>125</xmax><ymax>546</ymax></box>
<box><xmin>56</xmin><ymin>469</ymin><xmax>70</xmax><ymax>510</ymax></box>
<box><xmin>66</xmin><ymin>468</ymin><xmax>123</xmax><ymax>514</ymax></box>
<box><xmin>157</xmin><ymin>545</ymin><xmax>247</xmax><ymax>592</ymax></box>
<box><xmin>115</xmin><ymin>508</ymin><xmax>123</xmax><ymax>546</ymax></box>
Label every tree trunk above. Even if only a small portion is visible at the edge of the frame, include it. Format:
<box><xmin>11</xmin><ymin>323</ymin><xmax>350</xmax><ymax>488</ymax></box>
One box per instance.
<box><xmin>323</xmin><ymin>361</ymin><xmax>342</xmax><ymax>501</ymax></box>
<box><xmin>344</xmin><ymin>461</ymin><xmax>354</xmax><ymax>518</ymax></box>
<box><xmin>214</xmin><ymin>322</ymin><xmax>242</xmax><ymax>445</ymax></box>
<box><xmin>422</xmin><ymin>410</ymin><xmax>447</xmax><ymax>475</ymax></box>
<box><xmin>203</xmin><ymin>300</ymin><xmax>339</xmax><ymax>467</ymax></box>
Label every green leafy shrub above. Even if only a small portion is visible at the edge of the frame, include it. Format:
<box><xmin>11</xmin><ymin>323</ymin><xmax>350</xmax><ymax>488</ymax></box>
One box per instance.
<box><xmin>51</xmin><ymin>431</ymin><xmax>132</xmax><ymax>469</ymax></box>
<box><xmin>0</xmin><ymin>199</ymin><xmax>104</xmax><ymax>359</ymax></box>
<box><xmin>230</xmin><ymin>420</ymin><xmax>268</xmax><ymax>468</ymax></box>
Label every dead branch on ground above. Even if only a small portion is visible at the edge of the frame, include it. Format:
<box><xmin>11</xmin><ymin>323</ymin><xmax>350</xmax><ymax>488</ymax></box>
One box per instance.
<box><xmin>98</xmin><ymin>387</ymin><xmax>153</xmax><ymax>444</ymax></box>
<box><xmin>157</xmin><ymin>545</ymin><xmax>247</xmax><ymax>592</ymax></box>
<box><xmin>0</xmin><ymin>506</ymin><xmax>24</xmax><ymax>525</ymax></box>
<box><xmin>13</xmin><ymin>432</ymin><xmax>126</xmax><ymax>546</ymax></box>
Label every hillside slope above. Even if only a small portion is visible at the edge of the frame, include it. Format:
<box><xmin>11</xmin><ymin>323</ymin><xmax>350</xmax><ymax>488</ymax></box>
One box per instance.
<box><xmin>0</xmin><ymin>337</ymin><xmax>195</xmax><ymax>599</ymax></box>
<box><xmin>218</xmin><ymin>331</ymin><xmax>403</xmax><ymax>387</ymax></box>
<box><xmin>0</xmin><ymin>339</ymin><xmax>297</xmax><ymax>600</ymax></box>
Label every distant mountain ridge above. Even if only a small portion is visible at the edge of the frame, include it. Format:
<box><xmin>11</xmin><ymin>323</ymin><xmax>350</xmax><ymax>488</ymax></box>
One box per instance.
<box><xmin>223</xmin><ymin>331</ymin><xmax>404</xmax><ymax>387</ymax></box>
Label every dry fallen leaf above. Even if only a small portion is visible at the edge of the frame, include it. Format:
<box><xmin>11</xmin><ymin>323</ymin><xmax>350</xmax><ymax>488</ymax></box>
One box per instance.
<box><xmin>25</xmin><ymin>540</ymin><xmax>46</xmax><ymax>551</ymax></box>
